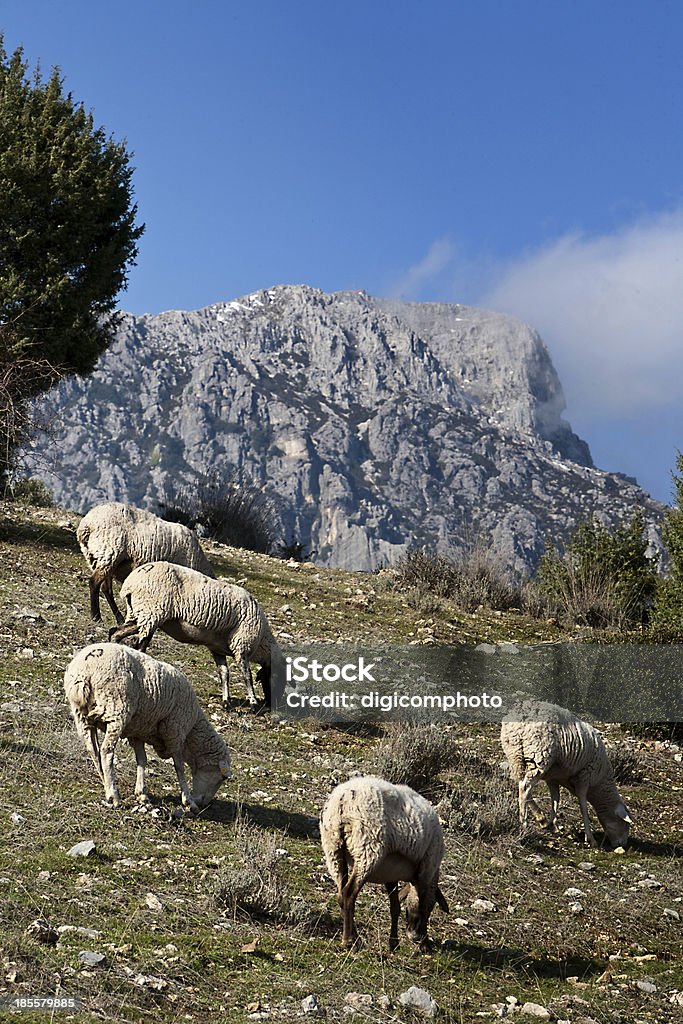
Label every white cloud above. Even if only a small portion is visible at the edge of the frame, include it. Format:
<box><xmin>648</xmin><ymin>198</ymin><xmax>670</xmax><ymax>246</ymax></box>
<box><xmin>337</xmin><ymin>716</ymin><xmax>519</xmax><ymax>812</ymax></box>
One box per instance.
<box><xmin>481</xmin><ymin>210</ymin><xmax>683</xmax><ymax>417</ymax></box>
<box><xmin>391</xmin><ymin>238</ymin><xmax>455</xmax><ymax>299</ymax></box>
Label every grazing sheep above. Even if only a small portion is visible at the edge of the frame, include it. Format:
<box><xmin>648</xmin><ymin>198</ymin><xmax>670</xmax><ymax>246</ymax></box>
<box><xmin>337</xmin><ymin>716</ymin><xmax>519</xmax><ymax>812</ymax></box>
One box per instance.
<box><xmin>500</xmin><ymin>700</ymin><xmax>632</xmax><ymax>849</ymax></box>
<box><xmin>64</xmin><ymin>643</ymin><xmax>230</xmax><ymax>813</ymax></box>
<box><xmin>320</xmin><ymin>775</ymin><xmax>449</xmax><ymax>950</ymax></box>
<box><xmin>109</xmin><ymin>561</ymin><xmax>278</xmax><ymax>707</ymax></box>
<box><xmin>77</xmin><ymin>502</ymin><xmax>215</xmax><ymax>624</ymax></box>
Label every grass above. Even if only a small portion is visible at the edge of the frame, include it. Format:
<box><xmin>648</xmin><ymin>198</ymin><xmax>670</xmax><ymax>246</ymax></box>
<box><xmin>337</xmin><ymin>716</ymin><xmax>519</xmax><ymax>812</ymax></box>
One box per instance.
<box><xmin>0</xmin><ymin>501</ymin><xmax>682</xmax><ymax>1023</ymax></box>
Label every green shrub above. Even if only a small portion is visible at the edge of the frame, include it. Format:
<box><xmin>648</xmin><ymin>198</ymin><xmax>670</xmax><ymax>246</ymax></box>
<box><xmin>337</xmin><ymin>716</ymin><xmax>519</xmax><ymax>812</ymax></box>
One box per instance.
<box><xmin>538</xmin><ymin>511</ymin><xmax>658</xmax><ymax>630</ymax></box>
<box><xmin>10</xmin><ymin>476</ymin><xmax>54</xmax><ymax>507</ymax></box>
<box><xmin>653</xmin><ymin>453</ymin><xmax>683</xmax><ymax>631</ymax></box>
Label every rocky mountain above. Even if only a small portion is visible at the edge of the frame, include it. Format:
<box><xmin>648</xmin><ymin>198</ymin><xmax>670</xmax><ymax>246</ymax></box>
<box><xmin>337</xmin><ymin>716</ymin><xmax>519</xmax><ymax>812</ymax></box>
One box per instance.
<box><xmin>23</xmin><ymin>285</ymin><xmax>664</xmax><ymax>573</ymax></box>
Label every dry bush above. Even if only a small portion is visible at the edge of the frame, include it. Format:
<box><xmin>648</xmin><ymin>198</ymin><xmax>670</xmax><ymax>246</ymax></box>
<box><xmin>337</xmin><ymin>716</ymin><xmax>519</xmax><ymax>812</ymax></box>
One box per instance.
<box><xmin>446</xmin><ymin>771</ymin><xmax>519</xmax><ymax>838</ymax></box>
<box><xmin>393</xmin><ymin>542</ymin><xmax>520</xmax><ymax>613</ymax></box>
<box><xmin>160</xmin><ymin>469</ymin><xmax>279</xmax><ymax>554</ymax></box>
<box><xmin>540</xmin><ymin>559</ymin><xmax>631</xmax><ymax>630</ymax></box>
<box><xmin>607</xmin><ymin>745</ymin><xmax>644</xmax><ymax>784</ymax></box>
<box><xmin>371</xmin><ymin>722</ymin><xmax>458</xmax><ymax>797</ymax></box>
<box><xmin>405</xmin><ymin>585</ymin><xmax>443</xmax><ymax>615</ymax></box>
<box><xmin>212</xmin><ymin>807</ymin><xmax>288</xmax><ymax>920</ymax></box>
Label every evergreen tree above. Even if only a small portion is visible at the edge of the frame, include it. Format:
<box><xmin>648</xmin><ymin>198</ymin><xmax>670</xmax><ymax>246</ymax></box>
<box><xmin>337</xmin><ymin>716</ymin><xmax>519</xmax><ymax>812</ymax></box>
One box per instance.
<box><xmin>0</xmin><ymin>39</ymin><xmax>144</xmax><ymax>386</ymax></box>
<box><xmin>652</xmin><ymin>453</ymin><xmax>683</xmax><ymax>629</ymax></box>
<box><xmin>538</xmin><ymin>510</ymin><xmax>657</xmax><ymax>629</ymax></box>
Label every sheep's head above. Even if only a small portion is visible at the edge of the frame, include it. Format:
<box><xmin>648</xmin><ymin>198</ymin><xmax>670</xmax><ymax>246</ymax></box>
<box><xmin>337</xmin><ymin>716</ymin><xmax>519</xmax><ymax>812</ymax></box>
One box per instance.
<box><xmin>400</xmin><ymin>883</ymin><xmax>449</xmax><ymax>947</ymax></box>
<box><xmin>191</xmin><ymin>756</ymin><xmax>231</xmax><ymax>810</ymax></box>
<box><xmin>596</xmin><ymin>799</ymin><xmax>632</xmax><ymax>849</ymax></box>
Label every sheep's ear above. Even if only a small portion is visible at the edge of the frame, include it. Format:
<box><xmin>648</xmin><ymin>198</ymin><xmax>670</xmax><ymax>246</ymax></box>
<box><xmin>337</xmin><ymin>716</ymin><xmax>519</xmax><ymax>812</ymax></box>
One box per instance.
<box><xmin>435</xmin><ymin>887</ymin><xmax>449</xmax><ymax>913</ymax></box>
<box><xmin>398</xmin><ymin>884</ymin><xmax>411</xmax><ymax>904</ymax></box>
<box><xmin>617</xmin><ymin>803</ymin><xmax>632</xmax><ymax>823</ymax></box>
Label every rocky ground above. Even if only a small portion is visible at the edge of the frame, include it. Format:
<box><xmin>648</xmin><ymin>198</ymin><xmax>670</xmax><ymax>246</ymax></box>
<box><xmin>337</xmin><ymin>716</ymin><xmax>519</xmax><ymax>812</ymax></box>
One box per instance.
<box><xmin>0</xmin><ymin>502</ymin><xmax>681</xmax><ymax>1023</ymax></box>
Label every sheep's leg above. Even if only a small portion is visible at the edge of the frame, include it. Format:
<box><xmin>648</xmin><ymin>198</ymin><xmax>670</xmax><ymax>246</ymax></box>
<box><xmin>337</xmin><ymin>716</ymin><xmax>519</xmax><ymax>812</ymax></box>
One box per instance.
<box><xmin>236</xmin><ymin>653</ymin><xmax>259</xmax><ymax>706</ymax></box>
<box><xmin>109</xmin><ymin>620</ymin><xmax>140</xmax><ymax>644</ymax></box>
<box><xmin>518</xmin><ymin>773</ymin><xmax>545</xmax><ymax>826</ymax></box>
<box><xmin>89</xmin><ymin>569</ymin><xmax>107</xmax><ymax>622</ymax></box>
<box><xmin>546</xmin><ymin>781</ymin><xmax>561</xmax><ymax>830</ymax></box>
<box><xmin>255</xmin><ymin>664</ymin><xmax>272</xmax><ymax>703</ymax></box>
<box><xmin>385</xmin><ymin>883</ymin><xmax>400</xmax><ymax>952</ymax></box>
<box><xmin>211</xmin><ymin>653</ymin><xmax>232</xmax><ymax>709</ymax></box>
<box><xmin>171</xmin><ymin>754</ymin><xmax>199</xmax><ymax>814</ymax></box>
<box><xmin>75</xmin><ymin>718</ymin><xmax>103</xmax><ymax>779</ymax></box>
<box><xmin>131</xmin><ymin>739</ymin><xmax>150</xmax><ymax>803</ymax></box>
<box><xmin>101</xmin><ymin>576</ymin><xmax>124</xmax><ymax>625</ymax></box>
<box><xmin>341</xmin><ymin>874</ymin><xmax>361</xmax><ymax>948</ymax></box>
<box><xmin>99</xmin><ymin>723</ymin><xmax>123</xmax><ymax>807</ymax></box>
<box><xmin>574</xmin><ymin>776</ymin><xmax>598</xmax><ymax>847</ymax></box>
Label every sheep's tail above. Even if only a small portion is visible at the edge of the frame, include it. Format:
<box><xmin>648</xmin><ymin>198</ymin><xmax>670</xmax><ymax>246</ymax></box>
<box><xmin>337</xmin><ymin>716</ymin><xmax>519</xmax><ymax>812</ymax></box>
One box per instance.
<box><xmin>76</xmin><ymin>521</ymin><xmax>91</xmax><ymax>554</ymax></box>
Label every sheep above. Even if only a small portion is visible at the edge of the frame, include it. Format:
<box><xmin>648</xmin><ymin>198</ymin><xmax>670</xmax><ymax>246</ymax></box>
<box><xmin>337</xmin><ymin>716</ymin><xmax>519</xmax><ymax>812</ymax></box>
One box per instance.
<box><xmin>320</xmin><ymin>775</ymin><xmax>449</xmax><ymax>950</ymax></box>
<box><xmin>500</xmin><ymin>700</ymin><xmax>632</xmax><ymax>849</ymax></box>
<box><xmin>109</xmin><ymin>561</ymin><xmax>278</xmax><ymax>708</ymax></box>
<box><xmin>77</xmin><ymin>502</ymin><xmax>215</xmax><ymax>625</ymax></box>
<box><xmin>64</xmin><ymin>642</ymin><xmax>230</xmax><ymax>813</ymax></box>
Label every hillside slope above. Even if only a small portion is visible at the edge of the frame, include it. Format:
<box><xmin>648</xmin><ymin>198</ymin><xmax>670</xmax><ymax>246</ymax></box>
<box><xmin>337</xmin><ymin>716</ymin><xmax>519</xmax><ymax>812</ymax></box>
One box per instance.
<box><xmin>0</xmin><ymin>502</ymin><xmax>681</xmax><ymax>1023</ymax></box>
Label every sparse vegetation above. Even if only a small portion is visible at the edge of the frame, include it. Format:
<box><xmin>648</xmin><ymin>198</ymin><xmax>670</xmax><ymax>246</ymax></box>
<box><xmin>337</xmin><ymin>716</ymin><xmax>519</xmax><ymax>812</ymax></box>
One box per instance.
<box><xmin>7</xmin><ymin>475</ymin><xmax>54</xmax><ymax>507</ymax></box>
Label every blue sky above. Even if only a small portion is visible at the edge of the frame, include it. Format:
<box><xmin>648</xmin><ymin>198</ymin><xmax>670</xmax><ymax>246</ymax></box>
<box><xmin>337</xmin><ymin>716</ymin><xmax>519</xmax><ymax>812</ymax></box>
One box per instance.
<box><xmin>3</xmin><ymin>1</ymin><xmax>682</xmax><ymax>503</ymax></box>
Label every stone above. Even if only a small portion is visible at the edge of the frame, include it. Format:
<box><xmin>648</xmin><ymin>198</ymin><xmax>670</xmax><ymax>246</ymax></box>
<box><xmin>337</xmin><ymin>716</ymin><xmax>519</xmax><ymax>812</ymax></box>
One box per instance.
<box><xmin>67</xmin><ymin>840</ymin><xmax>97</xmax><ymax>858</ymax></box>
<box><xmin>78</xmin><ymin>950</ymin><xmax>107</xmax><ymax>967</ymax></box>
<box><xmin>636</xmin><ymin>980</ymin><xmax>657</xmax><ymax>994</ymax></box>
<box><xmin>398</xmin><ymin>986</ymin><xmax>439</xmax><ymax>1017</ymax></box>
<box><xmin>578</xmin><ymin>862</ymin><xmax>596</xmax><ymax>872</ymax></box>
<box><xmin>520</xmin><ymin>1002</ymin><xmax>551</xmax><ymax>1018</ymax></box>
<box><xmin>471</xmin><ymin>898</ymin><xmax>497</xmax><ymax>913</ymax></box>
<box><xmin>301</xmin><ymin>994</ymin><xmax>324</xmax><ymax>1015</ymax></box>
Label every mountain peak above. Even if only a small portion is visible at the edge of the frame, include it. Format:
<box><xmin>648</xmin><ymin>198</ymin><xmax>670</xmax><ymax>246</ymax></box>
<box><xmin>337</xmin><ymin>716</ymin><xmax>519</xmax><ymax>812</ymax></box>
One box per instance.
<box><xmin>24</xmin><ymin>286</ymin><xmax>661</xmax><ymax>572</ymax></box>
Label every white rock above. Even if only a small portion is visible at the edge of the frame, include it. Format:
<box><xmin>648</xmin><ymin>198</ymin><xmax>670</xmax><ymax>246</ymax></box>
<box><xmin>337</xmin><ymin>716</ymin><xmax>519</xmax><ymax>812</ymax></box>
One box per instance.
<box><xmin>471</xmin><ymin>898</ymin><xmax>497</xmax><ymax>913</ymax></box>
<box><xmin>398</xmin><ymin>987</ymin><xmax>439</xmax><ymax>1018</ymax></box>
<box><xmin>10</xmin><ymin>812</ymin><xmax>26</xmax><ymax>825</ymax></box>
<box><xmin>569</xmin><ymin>902</ymin><xmax>584</xmax><ymax>914</ymax></box>
<box><xmin>636</xmin><ymin>980</ymin><xmax>657</xmax><ymax>994</ymax></box>
<box><xmin>520</xmin><ymin>1002</ymin><xmax>550</xmax><ymax>1018</ymax></box>
<box><xmin>663</xmin><ymin>908</ymin><xmax>680</xmax><ymax>921</ymax></box>
<box><xmin>78</xmin><ymin>950</ymin><xmax>106</xmax><ymax>967</ymax></box>
<box><xmin>145</xmin><ymin>893</ymin><xmax>163</xmax><ymax>913</ymax></box>
<box><xmin>301</xmin><ymin>994</ymin><xmax>324</xmax><ymax>1015</ymax></box>
<box><xmin>563</xmin><ymin>888</ymin><xmax>585</xmax><ymax>898</ymax></box>
<box><xmin>67</xmin><ymin>840</ymin><xmax>96</xmax><ymax>858</ymax></box>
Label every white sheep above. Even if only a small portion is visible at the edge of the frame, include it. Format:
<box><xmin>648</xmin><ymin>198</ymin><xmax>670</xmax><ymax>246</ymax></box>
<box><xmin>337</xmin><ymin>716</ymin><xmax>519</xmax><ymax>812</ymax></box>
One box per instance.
<box><xmin>109</xmin><ymin>561</ymin><xmax>278</xmax><ymax>707</ymax></box>
<box><xmin>77</xmin><ymin>502</ymin><xmax>215</xmax><ymax>624</ymax></box>
<box><xmin>500</xmin><ymin>700</ymin><xmax>632</xmax><ymax>848</ymax></box>
<box><xmin>320</xmin><ymin>775</ymin><xmax>449</xmax><ymax>950</ymax></box>
<box><xmin>64</xmin><ymin>642</ymin><xmax>230</xmax><ymax>813</ymax></box>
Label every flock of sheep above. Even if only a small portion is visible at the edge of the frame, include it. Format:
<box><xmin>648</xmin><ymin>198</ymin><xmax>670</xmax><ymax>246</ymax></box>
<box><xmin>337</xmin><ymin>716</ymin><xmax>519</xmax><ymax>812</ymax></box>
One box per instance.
<box><xmin>61</xmin><ymin>501</ymin><xmax>633</xmax><ymax>950</ymax></box>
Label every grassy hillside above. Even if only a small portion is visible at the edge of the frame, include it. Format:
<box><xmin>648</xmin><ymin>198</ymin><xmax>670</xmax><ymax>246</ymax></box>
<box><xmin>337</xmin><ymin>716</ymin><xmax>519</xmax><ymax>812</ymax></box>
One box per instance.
<box><xmin>0</xmin><ymin>502</ymin><xmax>681</xmax><ymax>1024</ymax></box>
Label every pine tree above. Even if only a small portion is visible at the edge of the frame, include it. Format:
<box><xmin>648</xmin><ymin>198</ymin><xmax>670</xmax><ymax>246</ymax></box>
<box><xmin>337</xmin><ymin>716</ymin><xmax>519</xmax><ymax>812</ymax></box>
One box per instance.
<box><xmin>0</xmin><ymin>39</ymin><xmax>144</xmax><ymax>385</ymax></box>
